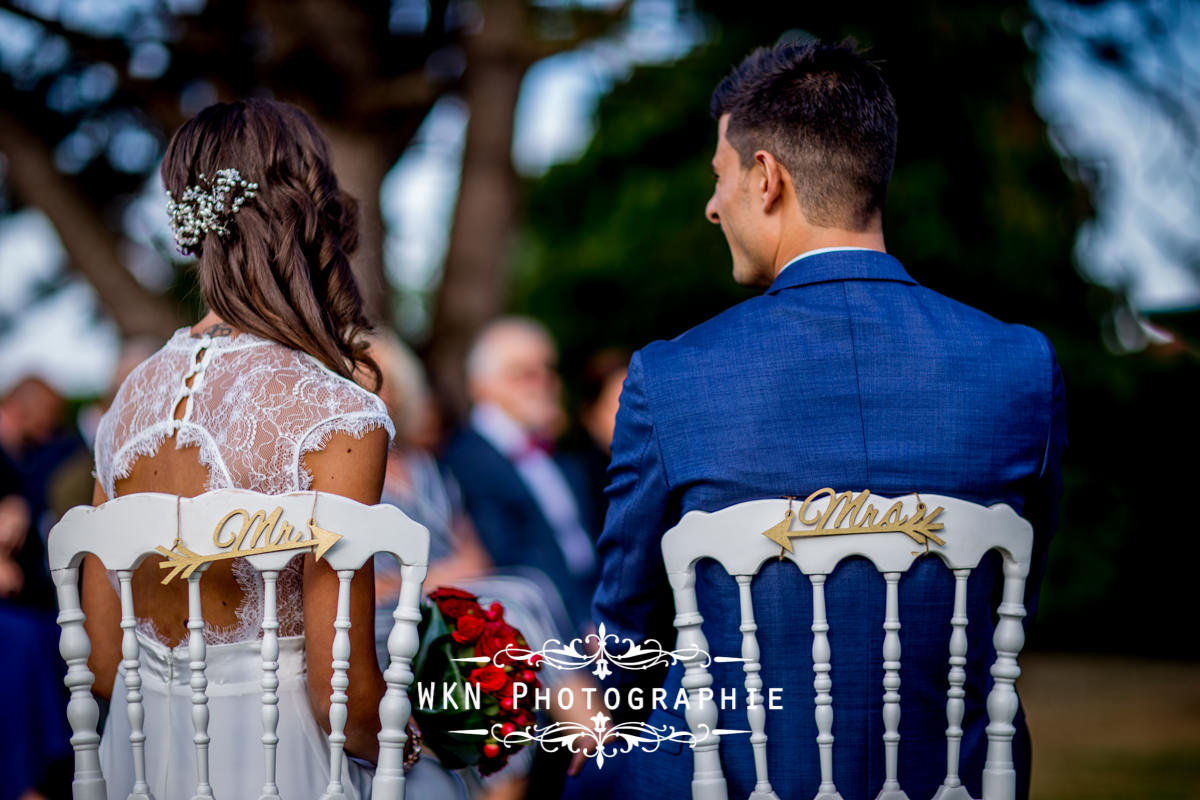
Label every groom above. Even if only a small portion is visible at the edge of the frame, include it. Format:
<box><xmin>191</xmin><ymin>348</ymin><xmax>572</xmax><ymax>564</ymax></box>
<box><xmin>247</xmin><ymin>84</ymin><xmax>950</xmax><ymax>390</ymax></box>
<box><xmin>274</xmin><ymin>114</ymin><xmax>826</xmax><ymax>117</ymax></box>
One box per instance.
<box><xmin>585</xmin><ymin>38</ymin><xmax>1066</xmax><ymax>799</ymax></box>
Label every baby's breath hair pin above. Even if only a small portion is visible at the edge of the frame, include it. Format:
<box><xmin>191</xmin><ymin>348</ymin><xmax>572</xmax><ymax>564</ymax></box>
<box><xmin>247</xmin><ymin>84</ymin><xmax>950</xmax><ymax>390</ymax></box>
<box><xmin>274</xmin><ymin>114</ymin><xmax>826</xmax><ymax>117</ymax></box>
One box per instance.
<box><xmin>165</xmin><ymin>168</ymin><xmax>259</xmax><ymax>254</ymax></box>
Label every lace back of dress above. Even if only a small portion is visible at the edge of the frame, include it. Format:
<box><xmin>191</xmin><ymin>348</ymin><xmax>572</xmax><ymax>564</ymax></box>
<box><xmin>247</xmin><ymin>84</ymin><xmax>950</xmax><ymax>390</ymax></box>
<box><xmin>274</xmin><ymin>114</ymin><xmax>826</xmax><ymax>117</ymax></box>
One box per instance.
<box><xmin>96</xmin><ymin>330</ymin><xmax>394</xmax><ymax>646</ymax></box>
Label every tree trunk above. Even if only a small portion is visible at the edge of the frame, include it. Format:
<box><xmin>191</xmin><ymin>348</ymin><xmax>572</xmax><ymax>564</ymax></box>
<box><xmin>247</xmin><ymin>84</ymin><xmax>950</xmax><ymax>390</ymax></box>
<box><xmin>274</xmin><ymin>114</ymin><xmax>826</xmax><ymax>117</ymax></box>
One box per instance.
<box><xmin>323</xmin><ymin>124</ymin><xmax>396</xmax><ymax>326</ymax></box>
<box><xmin>0</xmin><ymin>110</ymin><xmax>182</xmax><ymax>339</ymax></box>
<box><xmin>427</xmin><ymin>0</ymin><xmax>531</xmax><ymax>419</ymax></box>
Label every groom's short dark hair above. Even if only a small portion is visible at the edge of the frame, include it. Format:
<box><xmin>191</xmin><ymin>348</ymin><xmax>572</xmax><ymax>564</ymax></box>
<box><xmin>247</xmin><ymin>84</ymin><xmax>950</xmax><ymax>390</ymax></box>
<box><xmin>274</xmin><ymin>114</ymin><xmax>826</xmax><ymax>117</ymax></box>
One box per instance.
<box><xmin>711</xmin><ymin>38</ymin><xmax>896</xmax><ymax>231</ymax></box>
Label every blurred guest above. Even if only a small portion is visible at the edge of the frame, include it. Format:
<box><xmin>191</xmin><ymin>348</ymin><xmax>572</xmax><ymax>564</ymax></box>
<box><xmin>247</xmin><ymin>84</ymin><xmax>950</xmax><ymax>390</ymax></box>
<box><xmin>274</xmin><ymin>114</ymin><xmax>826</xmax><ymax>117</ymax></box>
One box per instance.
<box><xmin>368</xmin><ymin>337</ymin><xmax>479</xmax><ymax>796</ymax></box>
<box><xmin>570</xmin><ymin>349</ymin><xmax>630</xmax><ymax>536</ymax></box>
<box><xmin>48</xmin><ymin>339</ymin><xmax>164</xmax><ymax>526</ymax></box>
<box><xmin>76</xmin><ymin>337</ymin><xmax>162</xmax><ymax>451</ymax></box>
<box><xmin>0</xmin><ymin>493</ymin><xmax>29</xmax><ymax>599</ymax></box>
<box><xmin>0</xmin><ymin>458</ymin><xmax>33</xmax><ymax>600</ymax></box>
<box><xmin>0</xmin><ymin>377</ymin><xmax>63</xmax><ymax>456</ymax></box>
<box><xmin>0</xmin><ymin>376</ymin><xmax>77</xmax><ymax>606</ymax></box>
<box><xmin>443</xmin><ymin>317</ymin><xmax>598</xmax><ymax>636</ymax></box>
<box><xmin>370</xmin><ymin>331</ymin><xmax>589</xmax><ymax>800</ymax></box>
<box><xmin>0</xmin><ymin>377</ymin><xmax>74</xmax><ymax>800</ymax></box>
<box><xmin>367</xmin><ymin>333</ymin><xmax>491</xmax><ymax>639</ymax></box>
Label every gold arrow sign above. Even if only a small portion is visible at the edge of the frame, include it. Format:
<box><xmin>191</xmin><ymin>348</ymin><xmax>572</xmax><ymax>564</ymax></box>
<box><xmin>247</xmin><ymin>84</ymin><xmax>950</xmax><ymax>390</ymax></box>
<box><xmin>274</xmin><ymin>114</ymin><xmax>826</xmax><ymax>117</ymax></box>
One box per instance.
<box><xmin>156</xmin><ymin>506</ymin><xmax>342</xmax><ymax>584</ymax></box>
<box><xmin>762</xmin><ymin>488</ymin><xmax>945</xmax><ymax>553</ymax></box>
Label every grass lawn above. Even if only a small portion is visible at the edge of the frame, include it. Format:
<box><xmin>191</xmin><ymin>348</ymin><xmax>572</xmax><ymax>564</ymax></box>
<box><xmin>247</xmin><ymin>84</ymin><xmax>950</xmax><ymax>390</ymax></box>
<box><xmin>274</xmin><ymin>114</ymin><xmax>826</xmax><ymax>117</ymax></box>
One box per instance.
<box><xmin>1021</xmin><ymin>653</ymin><xmax>1200</xmax><ymax>799</ymax></box>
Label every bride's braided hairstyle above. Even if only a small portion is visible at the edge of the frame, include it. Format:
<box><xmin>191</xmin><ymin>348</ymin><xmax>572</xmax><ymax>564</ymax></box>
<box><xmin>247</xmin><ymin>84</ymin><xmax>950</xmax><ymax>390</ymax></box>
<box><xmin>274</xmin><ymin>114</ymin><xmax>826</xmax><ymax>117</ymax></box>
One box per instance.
<box><xmin>161</xmin><ymin>98</ymin><xmax>380</xmax><ymax>388</ymax></box>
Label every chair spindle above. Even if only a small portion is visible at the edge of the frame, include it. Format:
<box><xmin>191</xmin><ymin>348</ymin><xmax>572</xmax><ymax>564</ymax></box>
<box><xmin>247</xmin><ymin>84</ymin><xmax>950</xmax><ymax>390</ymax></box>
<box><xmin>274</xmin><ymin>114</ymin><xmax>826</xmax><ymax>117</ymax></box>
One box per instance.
<box><xmin>933</xmin><ymin>569</ymin><xmax>973</xmax><ymax>800</ymax></box>
<box><xmin>55</xmin><ymin>565</ymin><xmax>106</xmax><ymax>800</ymax></box>
<box><xmin>982</xmin><ymin>559</ymin><xmax>1028</xmax><ymax>800</ymax></box>
<box><xmin>736</xmin><ymin>574</ymin><xmax>779</xmax><ymax>800</ymax></box>
<box><xmin>373</xmin><ymin>561</ymin><xmax>426</xmax><ymax>799</ymax></box>
<box><xmin>668</xmin><ymin>568</ymin><xmax>726</xmax><ymax>800</ymax></box>
<box><xmin>320</xmin><ymin>569</ymin><xmax>356</xmax><ymax>800</ymax></box>
<box><xmin>875</xmin><ymin>572</ymin><xmax>909</xmax><ymax>800</ymax></box>
<box><xmin>118</xmin><ymin>571</ymin><xmax>152</xmax><ymax>799</ymax></box>
<box><xmin>811</xmin><ymin>574</ymin><xmax>842</xmax><ymax>800</ymax></box>
<box><xmin>187</xmin><ymin>573</ymin><xmax>213</xmax><ymax>799</ymax></box>
<box><xmin>258</xmin><ymin>569</ymin><xmax>282</xmax><ymax>800</ymax></box>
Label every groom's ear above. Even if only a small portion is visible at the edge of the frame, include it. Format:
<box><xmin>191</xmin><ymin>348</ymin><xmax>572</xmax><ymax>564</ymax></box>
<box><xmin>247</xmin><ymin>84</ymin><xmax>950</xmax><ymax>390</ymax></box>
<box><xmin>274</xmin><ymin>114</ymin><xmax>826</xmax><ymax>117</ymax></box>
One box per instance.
<box><xmin>754</xmin><ymin>150</ymin><xmax>786</xmax><ymax>214</ymax></box>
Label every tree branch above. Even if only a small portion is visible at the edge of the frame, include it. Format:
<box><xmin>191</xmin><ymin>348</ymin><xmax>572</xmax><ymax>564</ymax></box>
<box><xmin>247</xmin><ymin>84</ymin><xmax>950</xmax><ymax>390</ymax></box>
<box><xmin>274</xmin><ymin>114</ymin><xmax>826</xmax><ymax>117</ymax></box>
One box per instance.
<box><xmin>0</xmin><ymin>108</ymin><xmax>182</xmax><ymax>339</ymax></box>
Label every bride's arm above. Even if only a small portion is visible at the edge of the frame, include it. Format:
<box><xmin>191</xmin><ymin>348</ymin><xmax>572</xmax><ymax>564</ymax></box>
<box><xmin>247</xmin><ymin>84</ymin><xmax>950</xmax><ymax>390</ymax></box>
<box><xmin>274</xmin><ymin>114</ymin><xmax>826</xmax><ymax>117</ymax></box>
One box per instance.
<box><xmin>301</xmin><ymin>427</ymin><xmax>389</xmax><ymax>763</ymax></box>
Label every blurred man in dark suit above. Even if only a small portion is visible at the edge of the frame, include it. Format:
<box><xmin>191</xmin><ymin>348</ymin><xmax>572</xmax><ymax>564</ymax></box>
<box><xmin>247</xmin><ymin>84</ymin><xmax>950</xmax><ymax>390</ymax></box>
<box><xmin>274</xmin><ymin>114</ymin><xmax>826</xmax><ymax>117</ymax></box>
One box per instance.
<box><xmin>443</xmin><ymin>317</ymin><xmax>598</xmax><ymax>636</ymax></box>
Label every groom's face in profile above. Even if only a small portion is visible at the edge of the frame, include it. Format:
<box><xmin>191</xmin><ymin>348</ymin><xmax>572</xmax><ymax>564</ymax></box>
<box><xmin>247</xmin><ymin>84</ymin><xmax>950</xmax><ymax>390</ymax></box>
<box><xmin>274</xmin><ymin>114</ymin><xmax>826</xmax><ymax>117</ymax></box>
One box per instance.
<box><xmin>707</xmin><ymin>114</ymin><xmax>774</xmax><ymax>288</ymax></box>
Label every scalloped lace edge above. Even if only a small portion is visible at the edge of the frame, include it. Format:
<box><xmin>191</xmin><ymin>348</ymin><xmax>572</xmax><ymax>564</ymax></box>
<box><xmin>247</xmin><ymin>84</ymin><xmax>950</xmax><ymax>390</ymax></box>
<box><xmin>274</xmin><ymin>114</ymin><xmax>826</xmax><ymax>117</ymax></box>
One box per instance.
<box><xmin>120</xmin><ymin>555</ymin><xmax>306</xmax><ymax>647</ymax></box>
<box><xmin>103</xmin><ymin>422</ymin><xmax>228</xmax><ymax>499</ymax></box>
<box><xmin>294</xmin><ymin>412</ymin><xmax>395</xmax><ymax>491</ymax></box>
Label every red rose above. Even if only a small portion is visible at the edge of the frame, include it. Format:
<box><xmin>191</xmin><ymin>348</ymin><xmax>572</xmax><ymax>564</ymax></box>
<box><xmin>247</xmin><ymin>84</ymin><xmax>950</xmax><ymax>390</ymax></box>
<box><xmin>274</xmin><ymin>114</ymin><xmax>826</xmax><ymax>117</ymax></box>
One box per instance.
<box><xmin>470</xmin><ymin>664</ymin><xmax>510</xmax><ymax>694</ymax></box>
<box><xmin>485</xmin><ymin>601</ymin><xmax>504</xmax><ymax>621</ymax></box>
<box><xmin>428</xmin><ymin>586</ymin><xmax>482</xmax><ymax>620</ymax></box>
<box><xmin>452</xmin><ymin>613</ymin><xmax>485</xmax><ymax>644</ymax></box>
<box><xmin>479</xmin><ymin>744</ymin><xmax>507</xmax><ymax>776</ymax></box>
<box><xmin>428</xmin><ymin>586</ymin><xmax>476</xmax><ymax>603</ymax></box>
<box><xmin>508</xmin><ymin>708</ymin><xmax>535</xmax><ymax>728</ymax></box>
<box><xmin>476</xmin><ymin>619</ymin><xmax>521</xmax><ymax>665</ymax></box>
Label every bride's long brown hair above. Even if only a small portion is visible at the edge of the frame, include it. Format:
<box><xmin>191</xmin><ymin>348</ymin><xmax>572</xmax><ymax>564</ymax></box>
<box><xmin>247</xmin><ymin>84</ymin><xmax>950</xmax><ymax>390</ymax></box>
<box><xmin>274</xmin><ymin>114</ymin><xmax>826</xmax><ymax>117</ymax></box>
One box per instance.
<box><xmin>162</xmin><ymin>98</ymin><xmax>379</xmax><ymax>388</ymax></box>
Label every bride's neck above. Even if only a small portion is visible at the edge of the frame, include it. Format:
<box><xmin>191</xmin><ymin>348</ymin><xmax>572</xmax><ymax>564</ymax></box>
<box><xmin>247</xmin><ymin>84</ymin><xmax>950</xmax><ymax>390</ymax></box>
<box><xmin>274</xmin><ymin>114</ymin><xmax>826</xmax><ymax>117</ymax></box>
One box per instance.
<box><xmin>190</xmin><ymin>312</ymin><xmax>237</xmax><ymax>339</ymax></box>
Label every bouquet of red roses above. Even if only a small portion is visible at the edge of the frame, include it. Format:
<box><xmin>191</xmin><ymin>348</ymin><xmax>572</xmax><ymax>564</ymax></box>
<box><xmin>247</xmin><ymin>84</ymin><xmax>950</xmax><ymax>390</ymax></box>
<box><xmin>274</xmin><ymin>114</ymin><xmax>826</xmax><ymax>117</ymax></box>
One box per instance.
<box><xmin>409</xmin><ymin>586</ymin><xmax>543</xmax><ymax>775</ymax></box>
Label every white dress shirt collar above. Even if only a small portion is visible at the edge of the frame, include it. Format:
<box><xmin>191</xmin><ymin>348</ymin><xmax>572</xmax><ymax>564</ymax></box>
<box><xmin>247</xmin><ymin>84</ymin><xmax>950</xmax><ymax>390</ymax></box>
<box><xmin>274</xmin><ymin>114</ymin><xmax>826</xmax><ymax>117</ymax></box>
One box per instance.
<box><xmin>470</xmin><ymin>402</ymin><xmax>530</xmax><ymax>460</ymax></box>
<box><xmin>777</xmin><ymin>246</ymin><xmax>878</xmax><ymax>278</ymax></box>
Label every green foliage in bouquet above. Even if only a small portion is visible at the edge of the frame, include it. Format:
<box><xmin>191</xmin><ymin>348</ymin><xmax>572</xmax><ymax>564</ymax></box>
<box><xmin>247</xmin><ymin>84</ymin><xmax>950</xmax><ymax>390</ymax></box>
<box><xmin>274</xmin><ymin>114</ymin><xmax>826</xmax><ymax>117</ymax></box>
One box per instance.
<box><xmin>410</xmin><ymin>587</ymin><xmax>543</xmax><ymax>775</ymax></box>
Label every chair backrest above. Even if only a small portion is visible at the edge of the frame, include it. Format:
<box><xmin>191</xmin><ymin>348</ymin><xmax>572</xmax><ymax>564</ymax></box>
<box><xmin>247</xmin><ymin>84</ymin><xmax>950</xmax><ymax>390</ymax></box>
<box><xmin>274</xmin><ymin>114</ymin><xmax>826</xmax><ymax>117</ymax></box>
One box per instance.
<box><xmin>48</xmin><ymin>489</ymin><xmax>429</xmax><ymax>800</ymax></box>
<box><xmin>661</xmin><ymin>489</ymin><xmax>1033</xmax><ymax>800</ymax></box>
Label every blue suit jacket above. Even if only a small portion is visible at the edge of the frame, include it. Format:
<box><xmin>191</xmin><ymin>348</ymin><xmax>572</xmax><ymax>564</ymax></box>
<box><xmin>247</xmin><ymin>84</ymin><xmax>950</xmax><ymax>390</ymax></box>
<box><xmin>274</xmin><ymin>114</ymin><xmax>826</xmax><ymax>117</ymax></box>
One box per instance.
<box><xmin>589</xmin><ymin>250</ymin><xmax>1066</xmax><ymax>800</ymax></box>
<box><xmin>443</xmin><ymin>427</ymin><xmax>598</xmax><ymax>632</ymax></box>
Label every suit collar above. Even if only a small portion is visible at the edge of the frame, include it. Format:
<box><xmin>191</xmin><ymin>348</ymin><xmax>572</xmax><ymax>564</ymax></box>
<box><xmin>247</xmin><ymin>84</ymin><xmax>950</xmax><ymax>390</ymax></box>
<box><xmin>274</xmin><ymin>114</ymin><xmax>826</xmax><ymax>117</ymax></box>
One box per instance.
<box><xmin>766</xmin><ymin>249</ymin><xmax>917</xmax><ymax>294</ymax></box>
<box><xmin>471</xmin><ymin>402</ymin><xmax>530</xmax><ymax>460</ymax></box>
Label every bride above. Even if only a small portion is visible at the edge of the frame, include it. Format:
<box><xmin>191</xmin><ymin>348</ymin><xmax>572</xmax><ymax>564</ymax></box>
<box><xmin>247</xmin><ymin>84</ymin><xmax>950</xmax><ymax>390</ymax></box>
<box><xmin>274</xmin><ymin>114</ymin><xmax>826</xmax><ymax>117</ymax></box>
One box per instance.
<box><xmin>81</xmin><ymin>99</ymin><xmax>461</xmax><ymax>798</ymax></box>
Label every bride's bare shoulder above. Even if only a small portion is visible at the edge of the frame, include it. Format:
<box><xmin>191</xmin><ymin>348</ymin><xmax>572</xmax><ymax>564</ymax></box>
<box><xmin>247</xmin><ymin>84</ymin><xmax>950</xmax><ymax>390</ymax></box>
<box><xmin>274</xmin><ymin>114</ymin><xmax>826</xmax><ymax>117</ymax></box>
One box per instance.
<box><xmin>303</xmin><ymin>427</ymin><xmax>388</xmax><ymax>504</ymax></box>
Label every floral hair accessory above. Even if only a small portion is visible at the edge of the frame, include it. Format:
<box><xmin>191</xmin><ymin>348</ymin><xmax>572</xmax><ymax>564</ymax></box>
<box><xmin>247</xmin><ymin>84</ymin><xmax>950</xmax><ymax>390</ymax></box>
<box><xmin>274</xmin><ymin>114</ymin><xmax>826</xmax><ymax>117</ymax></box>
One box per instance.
<box><xmin>165</xmin><ymin>168</ymin><xmax>259</xmax><ymax>253</ymax></box>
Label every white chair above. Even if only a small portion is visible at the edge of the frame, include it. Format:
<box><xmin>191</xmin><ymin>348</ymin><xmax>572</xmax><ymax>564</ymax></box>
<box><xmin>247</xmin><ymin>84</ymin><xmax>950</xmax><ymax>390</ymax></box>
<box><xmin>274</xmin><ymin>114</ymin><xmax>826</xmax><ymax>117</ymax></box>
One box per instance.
<box><xmin>661</xmin><ymin>490</ymin><xmax>1033</xmax><ymax>800</ymax></box>
<box><xmin>48</xmin><ymin>489</ymin><xmax>429</xmax><ymax>800</ymax></box>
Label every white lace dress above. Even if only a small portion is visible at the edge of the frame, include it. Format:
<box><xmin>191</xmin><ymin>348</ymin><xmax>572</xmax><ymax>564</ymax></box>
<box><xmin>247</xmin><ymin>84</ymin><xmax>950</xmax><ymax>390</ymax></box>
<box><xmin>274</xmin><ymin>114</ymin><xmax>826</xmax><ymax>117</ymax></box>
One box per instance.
<box><xmin>93</xmin><ymin>327</ymin><xmax>394</xmax><ymax>799</ymax></box>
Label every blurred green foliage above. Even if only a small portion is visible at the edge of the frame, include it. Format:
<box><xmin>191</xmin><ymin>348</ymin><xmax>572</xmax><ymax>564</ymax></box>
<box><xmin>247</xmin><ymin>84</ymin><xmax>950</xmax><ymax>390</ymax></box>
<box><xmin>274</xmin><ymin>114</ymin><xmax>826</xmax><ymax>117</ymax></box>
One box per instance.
<box><xmin>512</xmin><ymin>2</ymin><xmax>1200</xmax><ymax>655</ymax></box>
